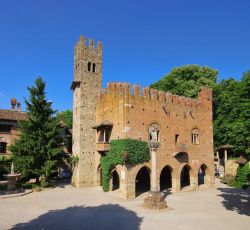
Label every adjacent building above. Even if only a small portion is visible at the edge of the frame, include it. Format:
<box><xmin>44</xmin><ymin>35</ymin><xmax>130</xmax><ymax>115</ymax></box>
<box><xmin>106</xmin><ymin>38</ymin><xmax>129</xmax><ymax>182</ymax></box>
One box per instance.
<box><xmin>0</xmin><ymin>98</ymin><xmax>27</xmax><ymax>157</ymax></box>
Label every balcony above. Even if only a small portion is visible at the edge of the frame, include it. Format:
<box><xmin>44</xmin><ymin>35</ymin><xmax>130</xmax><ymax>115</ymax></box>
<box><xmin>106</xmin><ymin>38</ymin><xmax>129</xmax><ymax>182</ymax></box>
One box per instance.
<box><xmin>96</xmin><ymin>142</ymin><xmax>110</xmax><ymax>152</ymax></box>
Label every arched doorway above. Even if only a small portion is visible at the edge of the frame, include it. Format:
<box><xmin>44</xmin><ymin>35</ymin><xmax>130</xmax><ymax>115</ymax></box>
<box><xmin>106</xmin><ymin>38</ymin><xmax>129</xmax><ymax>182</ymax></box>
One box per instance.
<box><xmin>135</xmin><ymin>166</ymin><xmax>150</xmax><ymax>196</ymax></box>
<box><xmin>198</xmin><ymin>164</ymin><xmax>207</xmax><ymax>186</ymax></box>
<box><xmin>180</xmin><ymin>164</ymin><xmax>190</xmax><ymax>189</ymax></box>
<box><xmin>112</xmin><ymin>170</ymin><xmax>119</xmax><ymax>191</ymax></box>
<box><xmin>160</xmin><ymin>165</ymin><xmax>172</xmax><ymax>191</ymax></box>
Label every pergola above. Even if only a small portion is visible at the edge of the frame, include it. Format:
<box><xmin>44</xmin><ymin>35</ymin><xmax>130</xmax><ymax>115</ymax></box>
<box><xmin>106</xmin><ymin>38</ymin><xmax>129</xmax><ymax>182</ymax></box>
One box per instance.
<box><xmin>214</xmin><ymin>144</ymin><xmax>233</xmax><ymax>162</ymax></box>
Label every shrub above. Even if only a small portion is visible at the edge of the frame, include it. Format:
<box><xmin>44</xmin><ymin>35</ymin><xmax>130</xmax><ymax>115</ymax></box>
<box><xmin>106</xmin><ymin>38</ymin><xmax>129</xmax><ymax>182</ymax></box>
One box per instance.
<box><xmin>40</xmin><ymin>179</ymin><xmax>50</xmax><ymax>188</ymax></box>
<box><xmin>223</xmin><ymin>174</ymin><xmax>236</xmax><ymax>187</ymax></box>
<box><xmin>32</xmin><ymin>183</ymin><xmax>42</xmax><ymax>192</ymax></box>
<box><xmin>235</xmin><ymin>163</ymin><xmax>250</xmax><ymax>189</ymax></box>
<box><xmin>100</xmin><ymin>139</ymin><xmax>150</xmax><ymax>191</ymax></box>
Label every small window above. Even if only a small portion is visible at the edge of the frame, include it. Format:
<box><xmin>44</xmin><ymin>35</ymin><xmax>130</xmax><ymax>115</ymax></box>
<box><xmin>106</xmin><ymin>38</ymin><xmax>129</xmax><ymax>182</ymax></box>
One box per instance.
<box><xmin>92</xmin><ymin>63</ymin><xmax>96</xmax><ymax>73</ymax></box>
<box><xmin>88</xmin><ymin>62</ymin><xmax>91</xmax><ymax>71</ymax></box>
<box><xmin>0</xmin><ymin>125</ymin><xmax>11</xmax><ymax>133</ymax></box>
<box><xmin>175</xmin><ymin>134</ymin><xmax>179</xmax><ymax>144</ymax></box>
<box><xmin>0</xmin><ymin>142</ymin><xmax>7</xmax><ymax>153</ymax></box>
<box><xmin>191</xmin><ymin>129</ymin><xmax>199</xmax><ymax>144</ymax></box>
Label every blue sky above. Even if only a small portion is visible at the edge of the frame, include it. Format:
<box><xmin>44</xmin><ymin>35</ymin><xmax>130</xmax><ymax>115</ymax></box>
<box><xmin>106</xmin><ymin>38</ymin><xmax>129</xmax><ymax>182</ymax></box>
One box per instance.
<box><xmin>0</xmin><ymin>0</ymin><xmax>249</xmax><ymax>111</ymax></box>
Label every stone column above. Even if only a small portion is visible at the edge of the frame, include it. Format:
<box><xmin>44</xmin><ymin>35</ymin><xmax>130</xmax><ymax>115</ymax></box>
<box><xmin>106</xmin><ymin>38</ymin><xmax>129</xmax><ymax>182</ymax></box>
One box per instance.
<box><xmin>144</xmin><ymin>141</ymin><xmax>167</xmax><ymax>210</ymax></box>
<box><xmin>150</xmin><ymin>146</ymin><xmax>158</xmax><ymax>192</ymax></box>
<box><xmin>224</xmin><ymin>149</ymin><xmax>228</xmax><ymax>162</ymax></box>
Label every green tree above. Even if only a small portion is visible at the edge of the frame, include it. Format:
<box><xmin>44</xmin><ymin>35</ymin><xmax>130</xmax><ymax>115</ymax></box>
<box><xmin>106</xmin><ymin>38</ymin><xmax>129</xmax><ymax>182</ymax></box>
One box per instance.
<box><xmin>213</xmin><ymin>72</ymin><xmax>250</xmax><ymax>156</ymax></box>
<box><xmin>57</xmin><ymin>110</ymin><xmax>72</xmax><ymax>128</ymax></box>
<box><xmin>150</xmin><ymin>64</ymin><xmax>218</xmax><ymax>98</ymax></box>
<box><xmin>11</xmin><ymin>77</ymin><xmax>62</xmax><ymax>182</ymax></box>
<box><xmin>151</xmin><ymin>65</ymin><xmax>250</xmax><ymax>156</ymax></box>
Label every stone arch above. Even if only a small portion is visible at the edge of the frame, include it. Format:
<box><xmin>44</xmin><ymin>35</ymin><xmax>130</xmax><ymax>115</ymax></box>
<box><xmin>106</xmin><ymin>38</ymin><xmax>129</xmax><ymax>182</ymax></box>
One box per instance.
<box><xmin>174</xmin><ymin>152</ymin><xmax>189</xmax><ymax>164</ymax></box>
<box><xmin>198</xmin><ymin>163</ymin><xmax>213</xmax><ymax>188</ymax></box>
<box><xmin>160</xmin><ymin>165</ymin><xmax>172</xmax><ymax>191</ymax></box>
<box><xmin>135</xmin><ymin>166</ymin><xmax>150</xmax><ymax>197</ymax></box>
<box><xmin>198</xmin><ymin>164</ymin><xmax>207</xmax><ymax>186</ymax></box>
<box><xmin>111</xmin><ymin>169</ymin><xmax>120</xmax><ymax>191</ymax></box>
<box><xmin>180</xmin><ymin>164</ymin><xmax>191</xmax><ymax>189</ymax></box>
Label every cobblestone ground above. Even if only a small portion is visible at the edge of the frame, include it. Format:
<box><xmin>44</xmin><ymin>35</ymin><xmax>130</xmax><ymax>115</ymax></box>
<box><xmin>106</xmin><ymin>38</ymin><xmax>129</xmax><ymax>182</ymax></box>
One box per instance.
<box><xmin>0</xmin><ymin>179</ymin><xmax>249</xmax><ymax>230</ymax></box>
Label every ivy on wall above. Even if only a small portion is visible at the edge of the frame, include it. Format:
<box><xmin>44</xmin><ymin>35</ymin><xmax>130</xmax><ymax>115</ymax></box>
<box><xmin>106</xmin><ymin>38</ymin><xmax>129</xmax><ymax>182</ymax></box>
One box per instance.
<box><xmin>100</xmin><ymin>139</ymin><xmax>150</xmax><ymax>191</ymax></box>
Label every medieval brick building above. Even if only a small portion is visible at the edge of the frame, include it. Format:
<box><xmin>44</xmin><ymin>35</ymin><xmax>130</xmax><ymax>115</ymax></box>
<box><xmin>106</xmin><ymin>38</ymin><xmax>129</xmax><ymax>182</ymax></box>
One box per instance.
<box><xmin>0</xmin><ymin>98</ymin><xmax>27</xmax><ymax>156</ymax></box>
<box><xmin>71</xmin><ymin>36</ymin><xmax>215</xmax><ymax>199</ymax></box>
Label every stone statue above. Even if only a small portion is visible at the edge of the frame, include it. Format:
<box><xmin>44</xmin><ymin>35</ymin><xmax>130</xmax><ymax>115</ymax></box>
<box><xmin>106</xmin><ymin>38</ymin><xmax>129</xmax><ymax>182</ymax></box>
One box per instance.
<box><xmin>149</xmin><ymin>124</ymin><xmax>159</xmax><ymax>143</ymax></box>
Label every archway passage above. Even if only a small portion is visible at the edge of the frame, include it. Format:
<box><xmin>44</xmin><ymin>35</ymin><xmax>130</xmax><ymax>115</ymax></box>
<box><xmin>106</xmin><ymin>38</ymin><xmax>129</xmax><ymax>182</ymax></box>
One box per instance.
<box><xmin>180</xmin><ymin>165</ymin><xmax>190</xmax><ymax>189</ymax></box>
<box><xmin>112</xmin><ymin>170</ymin><xmax>119</xmax><ymax>191</ymax></box>
<box><xmin>135</xmin><ymin>166</ymin><xmax>150</xmax><ymax>196</ymax></box>
<box><xmin>198</xmin><ymin>164</ymin><xmax>207</xmax><ymax>186</ymax></box>
<box><xmin>160</xmin><ymin>166</ymin><xmax>172</xmax><ymax>191</ymax></box>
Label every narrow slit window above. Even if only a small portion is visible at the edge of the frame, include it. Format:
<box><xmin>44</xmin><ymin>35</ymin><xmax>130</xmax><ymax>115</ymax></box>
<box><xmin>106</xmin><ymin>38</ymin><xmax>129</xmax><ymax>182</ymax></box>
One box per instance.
<box><xmin>88</xmin><ymin>62</ymin><xmax>91</xmax><ymax>71</ymax></box>
<box><xmin>92</xmin><ymin>63</ymin><xmax>96</xmax><ymax>73</ymax></box>
<box><xmin>175</xmin><ymin>134</ymin><xmax>179</xmax><ymax>144</ymax></box>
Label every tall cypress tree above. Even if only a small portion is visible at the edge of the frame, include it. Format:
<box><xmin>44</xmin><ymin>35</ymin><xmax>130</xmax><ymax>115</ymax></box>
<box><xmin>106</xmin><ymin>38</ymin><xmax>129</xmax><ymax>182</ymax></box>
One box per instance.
<box><xmin>11</xmin><ymin>77</ymin><xmax>61</xmax><ymax>182</ymax></box>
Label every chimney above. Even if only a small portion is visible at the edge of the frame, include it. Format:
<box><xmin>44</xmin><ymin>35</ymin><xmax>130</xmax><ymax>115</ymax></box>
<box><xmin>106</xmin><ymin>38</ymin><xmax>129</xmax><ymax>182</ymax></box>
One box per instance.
<box><xmin>17</xmin><ymin>102</ymin><xmax>21</xmax><ymax>111</ymax></box>
<box><xmin>11</xmin><ymin>97</ymin><xmax>17</xmax><ymax>111</ymax></box>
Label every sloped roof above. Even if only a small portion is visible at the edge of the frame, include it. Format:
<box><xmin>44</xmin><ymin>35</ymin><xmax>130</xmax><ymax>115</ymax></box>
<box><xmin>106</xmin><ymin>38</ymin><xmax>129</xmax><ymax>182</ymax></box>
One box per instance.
<box><xmin>0</xmin><ymin>110</ymin><xmax>27</xmax><ymax>121</ymax></box>
<box><xmin>215</xmin><ymin>144</ymin><xmax>233</xmax><ymax>151</ymax></box>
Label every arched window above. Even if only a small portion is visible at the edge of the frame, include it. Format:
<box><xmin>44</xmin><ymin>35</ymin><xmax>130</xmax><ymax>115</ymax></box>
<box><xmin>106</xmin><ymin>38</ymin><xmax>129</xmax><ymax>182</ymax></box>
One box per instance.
<box><xmin>191</xmin><ymin>128</ymin><xmax>199</xmax><ymax>144</ymax></box>
<box><xmin>0</xmin><ymin>142</ymin><xmax>7</xmax><ymax>154</ymax></box>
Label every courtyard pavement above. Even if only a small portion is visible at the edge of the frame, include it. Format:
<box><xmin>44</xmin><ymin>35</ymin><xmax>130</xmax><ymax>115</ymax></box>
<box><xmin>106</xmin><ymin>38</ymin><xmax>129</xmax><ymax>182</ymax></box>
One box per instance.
<box><xmin>0</xmin><ymin>179</ymin><xmax>249</xmax><ymax>230</ymax></box>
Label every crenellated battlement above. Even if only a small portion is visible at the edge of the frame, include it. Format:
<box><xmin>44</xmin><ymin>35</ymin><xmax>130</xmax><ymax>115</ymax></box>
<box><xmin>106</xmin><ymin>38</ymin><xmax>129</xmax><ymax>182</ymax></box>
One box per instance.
<box><xmin>74</xmin><ymin>35</ymin><xmax>102</xmax><ymax>61</ymax></box>
<box><xmin>75</xmin><ymin>35</ymin><xmax>102</xmax><ymax>50</ymax></box>
<box><xmin>100</xmin><ymin>82</ymin><xmax>211</xmax><ymax>109</ymax></box>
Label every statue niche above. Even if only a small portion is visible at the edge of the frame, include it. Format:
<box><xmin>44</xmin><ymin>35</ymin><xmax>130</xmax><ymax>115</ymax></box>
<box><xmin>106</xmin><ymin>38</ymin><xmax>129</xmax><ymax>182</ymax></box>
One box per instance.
<box><xmin>149</xmin><ymin>124</ymin><xmax>160</xmax><ymax>143</ymax></box>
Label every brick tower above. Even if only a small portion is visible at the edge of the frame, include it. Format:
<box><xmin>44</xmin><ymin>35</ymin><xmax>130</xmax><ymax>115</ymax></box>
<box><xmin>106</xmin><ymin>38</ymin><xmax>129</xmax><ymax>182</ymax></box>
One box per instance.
<box><xmin>71</xmin><ymin>36</ymin><xmax>102</xmax><ymax>187</ymax></box>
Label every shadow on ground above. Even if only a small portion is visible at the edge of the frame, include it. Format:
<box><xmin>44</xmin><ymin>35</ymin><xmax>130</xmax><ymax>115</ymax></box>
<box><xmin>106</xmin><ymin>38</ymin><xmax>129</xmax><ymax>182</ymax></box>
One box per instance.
<box><xmin>12</xmin><ymin>204</ymin><xmax>143</xmax><ymax>230</ymax></box>
<box><xmin>217</xmin><ymin>187</ymin><xmax>250</xmax><ymax>216</ymax></box>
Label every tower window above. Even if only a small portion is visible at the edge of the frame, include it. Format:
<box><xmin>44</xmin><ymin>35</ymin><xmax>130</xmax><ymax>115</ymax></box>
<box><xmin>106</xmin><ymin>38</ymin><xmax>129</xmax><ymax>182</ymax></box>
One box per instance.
<box><xmin>0</xmin><ymin>142</ymin><xmax>7</xmax><ymax>154</ymax></box>
<box><xmin>92</xmin><ymin>63</ymin><xmax>96</xmax><ymax>73</ymax></box>
<box><xmin>88</xmin><ymin>62</ymin><xmax>91</xmax><ymax>71</ymax></box>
